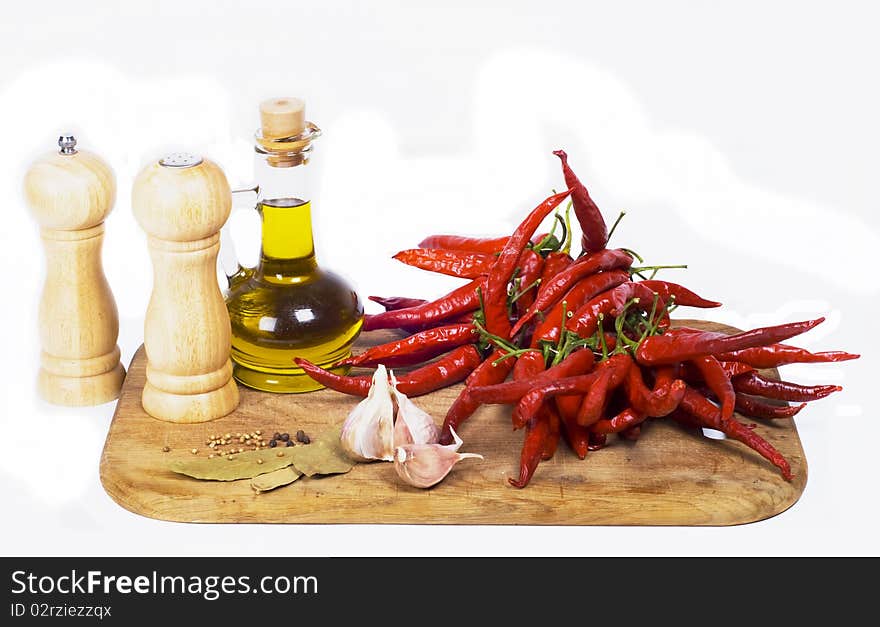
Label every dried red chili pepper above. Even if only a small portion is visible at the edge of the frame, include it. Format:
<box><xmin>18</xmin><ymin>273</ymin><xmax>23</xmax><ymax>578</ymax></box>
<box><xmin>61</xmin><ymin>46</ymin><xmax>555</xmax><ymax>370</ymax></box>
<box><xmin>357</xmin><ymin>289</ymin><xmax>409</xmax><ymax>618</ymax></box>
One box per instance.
<box><xmin>438</xmin><ymin>348</ymin><xmax>516</xmax><ymax>445</ymax></box>
<box><xmin>392</xmin><ymin>248</ymin><xmax>495</xmax><ymax>279</ymax></box>
<box><xmin>732</xmin><ymin>371</ymin><xmax>841</xmax><ymax>402</ymax></box>
<box><xmin>512</xmin><ymin>248</ymin><xmax>633</xmax><ymax>335</ymax></box>
<box><xmin>689</xmin><ymin>355</ymin><xmax>735</xmax><ymax>425</ymax></box>
<box><xmin>678</xmin><ymin>386</ymin><xmax>792</xmax><ymax>480</ymax></box>
<box><xmin>468</xmin><ymin>349</ymin><xmax>595</xmax><ymax>405</ymax></box>
<box><xmin>555</xmin><ymin>395</ymin><xmax>590</xmax><ymax>459</ymax></box>
<box><xmin>566</xmin><ymin>281</ymin><xmax>665</xmax><ymax>339</ymax></box>
<box><xmin>484</xmin><ymin>190</ymin><xmax>571</xmax><ymax>336</ymax></box>
<box><xmin>362</xmin><ymin>278</ymin><xmax>483</xmax><ymax>332</ymax></box>
<box><xmin>530</xmin><ymin>271</ymin><xmax>631</xmax><ymax>345</ymax></box>
<box><xmin>542</xmin><ymin>408</ymin><xmax>561</xmax><ymax>459</ymax></box>
<box><xmin>295</xmin><ymin>344</ymin><xmax>482</xmax><ymax>398</ymax></box>
<box><xmin>553</xmin><ymin>150</ymin><xmax>608</xmax><ymax>254</ymax></box>
<box><xmin>513</xmin><ymin>249</ymin><xmax>544</xmax><ymax>316</ymax></box>
<box><xmin>713</xmin><ymin>344</ymin><xmax>859</xmax><ymax>368</ymax></box>
<box><xmin>507</xmin><ymin>350</ymin><xmax>557</xmax><ymax>488</ymax></box>
<box><xmin>638</xmin><ymin>280</ymin><xmax>721</xmax><ymax>308</ymax></box>
<box><xmin>540</xmin><ymin>251</ymin><xmax>574</xmax><ymax>283</ymax></box>
<box><xmin>368</xmin><ymin>295</ymin><xmax>429</xmax><ymax>311</ymax></box>
<box><xmin>337</xmin><ymin>322</ymin><xmax>478</xmax><ymax>368</ymax></box>
<box><xmin>591</xmin><ymin>406</ymin><xmax>647</xmax><ymax>435</ymax></box>
<box><xmin>623</xmin><ymin>364</ymin><xmax>686</xmax><ymax>418</ymax></box>
<box><xmin>417</xmin><ymin>232</ymin><xmax>550</xmax><ymax>254</ymax></box>
<box><xmin>576</xmin><ymin>354</ymin><xmax>631</xmax><ymax>426</ymax></box>
<box><xmin>719</xmin><ymin>361</ymin><xmax>755</xmax><ymax>378</ymax></box>
<box><xmin>509</xmin><ymin>410</ymin><xmax>553</xmax><ymax>489</ymax></box>
<box><xmin>634</xmin><ymin>318</ymin><xmax>825</xmax><ymax>366</ymax></box>
<box><xmin>734</xmin><ymin>394</ymin><xmax>806</xmax><ymax>420</ymax></box>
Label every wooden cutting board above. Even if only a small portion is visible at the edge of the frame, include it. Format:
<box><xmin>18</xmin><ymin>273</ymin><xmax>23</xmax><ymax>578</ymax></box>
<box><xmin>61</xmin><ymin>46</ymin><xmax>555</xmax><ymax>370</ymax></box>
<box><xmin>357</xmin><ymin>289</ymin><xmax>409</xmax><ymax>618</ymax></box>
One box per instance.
<box><xmin>99</xmin><ymin>320</ymin><xmax>807</xmax><ymax>526</ymax></box>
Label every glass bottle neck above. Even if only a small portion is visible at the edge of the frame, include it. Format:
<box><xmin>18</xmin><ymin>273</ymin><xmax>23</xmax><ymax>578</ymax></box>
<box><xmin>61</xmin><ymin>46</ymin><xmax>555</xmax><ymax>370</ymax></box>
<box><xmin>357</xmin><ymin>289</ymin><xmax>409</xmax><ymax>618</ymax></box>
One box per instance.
<box><xmin>257</xmin><ymin>197</ymin><xmax>317</xmax><ymax>280</ymax></box>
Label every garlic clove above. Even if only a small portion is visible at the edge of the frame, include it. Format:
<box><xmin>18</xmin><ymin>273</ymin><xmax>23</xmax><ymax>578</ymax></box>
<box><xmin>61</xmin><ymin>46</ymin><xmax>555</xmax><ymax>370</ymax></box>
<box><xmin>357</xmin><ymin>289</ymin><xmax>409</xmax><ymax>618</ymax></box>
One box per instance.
<box><xmin>393</xmin><ymin>428</ymin><xmax>483</xmax><ymax>489</ymax></box>
<box><xmin>391</xmin><ymin>372</ymin><xmax>440</xmax><ymax>447</ymax></box>
<box><xmin>339</xmin><ymin>365</ymin><xmax>395</xmax><ymax>461</ymax></box>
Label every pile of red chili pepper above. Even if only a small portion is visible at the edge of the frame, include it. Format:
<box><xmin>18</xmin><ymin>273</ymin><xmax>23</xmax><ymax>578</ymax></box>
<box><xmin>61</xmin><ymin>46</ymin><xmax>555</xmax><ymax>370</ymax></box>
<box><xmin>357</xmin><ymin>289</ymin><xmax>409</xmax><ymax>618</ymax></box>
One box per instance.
<box><xmin>296</xmin><ymin>150</ymin><xmax>859</xmax><ymax>488</ymax></box>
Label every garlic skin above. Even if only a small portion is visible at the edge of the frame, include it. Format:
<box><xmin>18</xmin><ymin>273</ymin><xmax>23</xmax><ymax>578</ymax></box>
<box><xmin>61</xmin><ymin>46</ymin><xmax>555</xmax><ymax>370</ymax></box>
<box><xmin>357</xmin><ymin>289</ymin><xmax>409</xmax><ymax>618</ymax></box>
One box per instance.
<box><xmin>393</xmin><ymin>428</ymin><xmax>483</xmax><ymax>489</ymax></box>
<box><xmin>391</xmin><ymin>373</ymin><xmax>440</xmax><ymax>447</ymax></box>
<box><xmin>339</xmin><ymin>365</ymin><xmax>395</xmax><ymax>461</ymax></box>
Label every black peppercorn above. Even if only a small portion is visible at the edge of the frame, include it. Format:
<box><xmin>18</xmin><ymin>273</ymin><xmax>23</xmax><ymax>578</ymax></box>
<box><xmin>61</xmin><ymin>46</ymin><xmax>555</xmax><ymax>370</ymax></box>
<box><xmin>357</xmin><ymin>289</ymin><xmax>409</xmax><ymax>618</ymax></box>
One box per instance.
<box><xmin>295</xmin><ymin>430</ymin><xmax>307</xmax><ymax>443</ymax></box>
<box><xmin>286</xmin><ymin>440</ymin><xmax>294</xmax><ymax>447</ymax></box>
<box><xmin>301</xmin><ymin>434</ymin><xmax>310</xmax><ymax>444</ymax></box>
<box><xmin>280</xmin><ymin>433</ymin><xmax>290</xmax><ymax>442</ymax></box>
<box><xmin>268</xmin><ymin>439</ymin><xmax>277</xmax><ymax>448</ymax></box>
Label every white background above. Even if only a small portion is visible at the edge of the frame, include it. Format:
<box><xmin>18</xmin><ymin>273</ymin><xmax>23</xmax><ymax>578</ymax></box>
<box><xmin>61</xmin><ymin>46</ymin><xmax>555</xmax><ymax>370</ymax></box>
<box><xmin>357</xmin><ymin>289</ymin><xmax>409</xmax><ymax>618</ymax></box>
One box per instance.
<box><xmin>1</xmin><ymin>1</ymin><xmax>878</xmax><ymax>556</ymax></box>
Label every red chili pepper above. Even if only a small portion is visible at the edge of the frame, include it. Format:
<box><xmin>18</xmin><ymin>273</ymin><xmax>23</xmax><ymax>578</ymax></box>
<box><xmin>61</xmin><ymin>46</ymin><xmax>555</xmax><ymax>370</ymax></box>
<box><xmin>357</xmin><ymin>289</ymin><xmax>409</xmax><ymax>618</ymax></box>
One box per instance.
<box><xmin>542</xmin><ymin>408</ymin><xmax>561</xmax><ymax>460</ymax></box>
<box><xmin>689</xmin><ymin>355</ymin><xmax>735</xmax><ymax>425</ymax></box>
<box><xmin>623</xmin><ymin>364</ymin><xmax>686</xmax><ymax>418</ymax></box>
<box><xmin>555</xmin><ymin>395</ymin><xmax>590</xmax><ymax>459</ymax></box>
<box><xmin>566</xmin><ymin>281</ymin><xmax>665</xmax><ymax>339</ymax></box>
<box><xmin>368</xmin><ymin>295</ymin><xmax>429</xmax><ymax>311</ymax></box>
<box><xmin>678</xmin><ymin>386</ymin><xmax>792</xmax><ymax>480</ymax></box>
<box><xmin>732</xmin><ymin>371</ymin><xmax>841</xmax><ymax>402</ymax></box>
<box><xmin>586</xmin><ymin>432</ymin><xmax>606</xmax><ymax>450</ymax></box>
<box><xmin>295</xmin><ymin>345</ymin><xmax>482</xmax><ymax>398</ymax></box>
<box><xmin>576</xmin><ymin>354</ymin><xmax>631</xmax><ymax>426</ymax></box>
<box><xmin>509</xmin><ymin>371</ymin><xmax>599</xmax><ymax>429</ymax></box>
<box><xmin>713</xmin><ymin>345</ymin><xmax>860</xmax><ymax>368</ymax></box>
<box><xmin>734</xmin><ymin>394</ymin><xmax>807</xmax><ymax>420</ymax></box>
<box><xmin>719</xmin><ymin>361</ymin><xmax>755</xmax><ymax>378</ymax></box>
<box><xmin>540</xmin><ymin>251</ymin><xmax>574</xmax><ymax>282</ymax></box>
<box><xmin>484</xmin><ymin>190</ymin><xmax>571</xmax><ymax>337</ymax></box>
<box><xmin>438</xmin><ymin>349</ymin><xmax>516</xmax><ymax>445</ymax></box>
<box><xmin>553</xmin><ymin>150</ymin><xmax>608</xmax><ymax>254</ymax></box>
<box><xmin>591</xmin><ymin>407</ymin><xmax>647</xmax><ymax>435</ymax></box>
<box><xmin>468</xmin><ymin>349</ymin><xmax>596</xmax><ymax>405</ymax></box>
<box><xmin>417</xmin><ymin>233</ymin><xmax>550</xmax><ymax>254</ymax></box>
<box><xmin>635</xmin><ymin>318</ymin><xmax>826</xmax><ymax>366</ymax></box>
<box><xmin>513</xmin><ymin>249</ymin><xmax>545</xmax><ymax>316</ymax></box>
<box><xmin>507</xmin><ymin>350</ymin><xmax>555</xmax><ymax>488</ymax></box>
<box><xmin>392</xmin><ymin>248</ymin><xmax>494</xmax><ymax>279</ymax></box>
<box><xmin>638</xmin><ymin>280</ymin><xmax>721</xmax><ymax>308</ymax></box>
<box><xmin>512</xmin><ymin>249</ymin><xmax>634</xmax><ymax>336</ymax></box>
<box><xmin>337</xmin><ymin>323</ymin><xmax>478</xmax><ymax>368</ymax></box>
<box><xmin>417</xmin><ymin>234</ymin><xmax>510</xmax><ymax>254</ymax></box>
<box><xmin>508</xmin><ymin>410</ymin><xmax>552</xmax><ymax>489</ymax></box>
<box><xmin>362</xmin><ymin>278</ymin><xmax>483</xmax><ymax>332</ymax></box>
<box><xmin>530</xmin><ymin>271</ymin><xmax>631</xmax><ymax>345</ymax></box>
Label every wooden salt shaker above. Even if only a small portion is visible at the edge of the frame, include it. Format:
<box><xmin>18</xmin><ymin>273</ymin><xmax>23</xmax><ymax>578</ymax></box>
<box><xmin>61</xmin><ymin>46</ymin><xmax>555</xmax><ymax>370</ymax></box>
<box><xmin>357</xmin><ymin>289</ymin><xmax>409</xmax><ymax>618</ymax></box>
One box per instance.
<box><xmin>132</xmin><ymin>152</ymin><xmax>239</xmax><ymax>423</ymax></box>
<box><xmin>23</xmin><ymin>136</ymin><xmax>126</xmax><ymax>406</ymax></box>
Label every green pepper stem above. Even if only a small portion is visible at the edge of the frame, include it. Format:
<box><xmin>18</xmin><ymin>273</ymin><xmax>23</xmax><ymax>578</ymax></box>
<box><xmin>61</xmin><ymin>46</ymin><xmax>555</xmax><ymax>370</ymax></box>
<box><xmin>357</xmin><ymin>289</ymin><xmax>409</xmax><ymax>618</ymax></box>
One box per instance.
<box><xmin>606</xmin><ymin>210</ymin><xmax>626</xmax><ymax>243</ymax></box>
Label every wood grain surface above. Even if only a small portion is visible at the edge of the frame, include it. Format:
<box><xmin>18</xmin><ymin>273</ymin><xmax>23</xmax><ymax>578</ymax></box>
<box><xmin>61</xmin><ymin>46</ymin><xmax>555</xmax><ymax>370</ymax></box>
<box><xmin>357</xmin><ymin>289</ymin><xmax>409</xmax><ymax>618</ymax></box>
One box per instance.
<box><xmin>99</xmin><ymin>320</ymin><xmax>807</xmax><ymax>526</ymax></box>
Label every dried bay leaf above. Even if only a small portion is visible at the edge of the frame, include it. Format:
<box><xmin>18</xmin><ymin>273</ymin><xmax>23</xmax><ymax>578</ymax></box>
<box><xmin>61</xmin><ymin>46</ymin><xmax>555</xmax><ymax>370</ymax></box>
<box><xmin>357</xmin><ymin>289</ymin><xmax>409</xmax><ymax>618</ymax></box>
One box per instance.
<box><xmin>168</xmin><ymin>448</ymin><xmax>295</xmax><ymax>481</ymax></box>
<box><xmin>251</xmin><ymin>467</ymin><xmax>302</xmax><ymax>493</ymax></box>
<box><xmin>289</xmin><ymin>425</ymin><xmax>355</xmax><ymax>477</ymax></box>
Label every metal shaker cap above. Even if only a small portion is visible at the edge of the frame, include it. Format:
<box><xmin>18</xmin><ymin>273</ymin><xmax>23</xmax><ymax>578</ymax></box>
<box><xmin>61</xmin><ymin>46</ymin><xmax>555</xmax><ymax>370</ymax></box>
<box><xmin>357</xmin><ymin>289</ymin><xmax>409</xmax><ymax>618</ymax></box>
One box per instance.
<box><xmin>58</xmin><ymin>135</ymin><xmax>77</xmax><ymax>155</ymax></box>
<box><xmin>159</xmin><ymin>152</ymin><xmax>203</xmax><ymax>168</ymax></box>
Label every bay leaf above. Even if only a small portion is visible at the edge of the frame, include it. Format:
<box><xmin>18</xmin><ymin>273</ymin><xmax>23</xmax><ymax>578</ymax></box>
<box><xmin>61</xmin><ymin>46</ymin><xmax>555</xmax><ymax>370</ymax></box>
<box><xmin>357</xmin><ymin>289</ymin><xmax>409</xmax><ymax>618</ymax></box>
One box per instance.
<box><xmin>289</xmin><ymin>425</ymin><xmax>355</xmax><ymax>477</ymax></box>
<box><xmin>168</xmin><ymin>448</ymin><xmax>295</xmax><ymax>481</ymax></box>
<box><xmin>251</xmin><ymin>467</ymin><xmax>302</xmax><ymax>493</ymax></box>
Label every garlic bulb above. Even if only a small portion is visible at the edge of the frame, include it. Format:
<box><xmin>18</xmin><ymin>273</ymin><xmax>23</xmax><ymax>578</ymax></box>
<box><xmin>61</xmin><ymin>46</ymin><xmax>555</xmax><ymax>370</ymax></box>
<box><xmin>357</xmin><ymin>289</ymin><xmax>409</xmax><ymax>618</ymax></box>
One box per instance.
<box><xmin>391</xmin><ymin>372</ymin><xmax>440</xmax><ymax>447</ymax></box>
<box><xmin>393</xmin><ymin>428</ymin><xmax>483</xmax><ymax>489</ymax></box>
<box><xmin>339</xmin><ymin>365</ymin><xmax>395</xmax><ymax>461</ymax></box>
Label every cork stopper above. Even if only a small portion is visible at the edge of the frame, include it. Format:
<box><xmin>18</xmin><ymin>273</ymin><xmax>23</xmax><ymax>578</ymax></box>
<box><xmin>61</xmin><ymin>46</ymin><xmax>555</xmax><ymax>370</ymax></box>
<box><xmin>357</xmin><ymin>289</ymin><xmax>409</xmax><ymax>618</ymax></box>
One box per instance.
<box><xmin>260</xmin><ymin>97</ymin><xmax>305</xmax><ymax>139</ymax></box>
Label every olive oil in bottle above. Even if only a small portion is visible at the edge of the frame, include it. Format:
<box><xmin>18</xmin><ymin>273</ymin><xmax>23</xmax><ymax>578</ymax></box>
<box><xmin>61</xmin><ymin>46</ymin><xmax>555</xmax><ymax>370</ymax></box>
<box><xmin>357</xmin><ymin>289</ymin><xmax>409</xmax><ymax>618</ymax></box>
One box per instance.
<box><xmin>224</xmin><ymin>98</ymin><xmax>363</xmax><ymax>393</ymax></box>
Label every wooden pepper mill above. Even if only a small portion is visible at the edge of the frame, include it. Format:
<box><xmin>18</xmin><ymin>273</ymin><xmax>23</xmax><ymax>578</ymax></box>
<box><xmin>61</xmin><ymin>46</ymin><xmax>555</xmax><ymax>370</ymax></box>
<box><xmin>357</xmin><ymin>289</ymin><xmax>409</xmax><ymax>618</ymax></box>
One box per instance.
<box><xmin>23</xmin><ymin>136</ymin><xmax>126</xmax><ymax>406</ymax></box>
<box><xmin>132</xmin><ymin>152</ymin><xmax>239</xmax><ymax>423</ymax></box>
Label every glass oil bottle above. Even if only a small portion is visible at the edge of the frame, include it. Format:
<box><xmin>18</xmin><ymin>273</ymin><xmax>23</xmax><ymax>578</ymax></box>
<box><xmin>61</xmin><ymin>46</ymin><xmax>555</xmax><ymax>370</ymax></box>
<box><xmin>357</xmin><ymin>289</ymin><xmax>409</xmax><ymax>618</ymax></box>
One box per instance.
<box><xmin>223</xmin><ymin>98</ymin><xmax>363</xmax><ymax>393</ymax></box>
